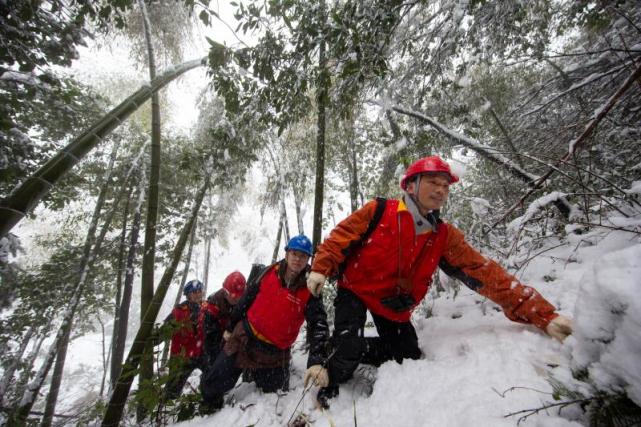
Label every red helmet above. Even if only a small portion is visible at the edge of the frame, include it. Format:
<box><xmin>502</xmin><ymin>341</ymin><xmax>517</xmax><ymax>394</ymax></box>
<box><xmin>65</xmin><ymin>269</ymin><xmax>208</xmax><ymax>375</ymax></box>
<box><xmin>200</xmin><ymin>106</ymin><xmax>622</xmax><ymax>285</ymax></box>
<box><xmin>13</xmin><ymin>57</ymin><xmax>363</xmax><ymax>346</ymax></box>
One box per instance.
<box><xmin>400</xmin><ymin>156</ymin><xmax>459</xmax><ymax>190</ymax></box>
<box><xmin>223</xmin><ymin>271</ymin><xmax>246</xmax><ymax>299</ymax></box>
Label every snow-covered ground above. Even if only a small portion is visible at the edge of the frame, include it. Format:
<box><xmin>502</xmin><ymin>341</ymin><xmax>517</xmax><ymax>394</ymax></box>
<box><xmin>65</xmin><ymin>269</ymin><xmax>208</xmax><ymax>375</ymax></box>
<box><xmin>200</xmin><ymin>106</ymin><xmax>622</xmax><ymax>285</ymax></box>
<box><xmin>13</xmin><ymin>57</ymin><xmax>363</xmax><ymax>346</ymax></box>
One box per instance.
<box><xmin>165</xmin><ymin>211</ymin><xmax>638</xmax><ymax>426</ymax></box>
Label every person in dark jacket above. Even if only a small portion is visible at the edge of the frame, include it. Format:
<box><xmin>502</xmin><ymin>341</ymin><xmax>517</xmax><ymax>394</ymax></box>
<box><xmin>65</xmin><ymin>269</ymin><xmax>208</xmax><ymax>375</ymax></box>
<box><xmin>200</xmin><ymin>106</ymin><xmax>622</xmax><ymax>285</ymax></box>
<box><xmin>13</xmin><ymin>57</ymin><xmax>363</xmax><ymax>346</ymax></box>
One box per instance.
<box><xmin>306</xmin><ymin>156</ymin><xmax>574</xmax><ymax>408</ymax></box>
<box><xmin>199</xmin><ymin>271</ymin><xmax>247</xmax><ymax>367</ymax></box>
<box><xmin>163</xmin><ymin>279</ymin><xmax>205</xmax><ymax>400</ymax></box>
<box><xmin>199</xmin><ymin>235</ymin><xmax>330</xmax><ymax>413</ymax></box>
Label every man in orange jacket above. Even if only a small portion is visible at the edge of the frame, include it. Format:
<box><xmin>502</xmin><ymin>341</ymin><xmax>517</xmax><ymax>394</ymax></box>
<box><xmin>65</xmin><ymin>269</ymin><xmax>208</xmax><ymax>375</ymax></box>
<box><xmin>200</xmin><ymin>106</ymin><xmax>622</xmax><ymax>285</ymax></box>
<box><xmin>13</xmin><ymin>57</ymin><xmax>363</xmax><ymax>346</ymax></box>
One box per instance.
<box><xmin>306</xmin><ymin>156</ymin><xmax>573</xmax><ymax>408</ymax></box>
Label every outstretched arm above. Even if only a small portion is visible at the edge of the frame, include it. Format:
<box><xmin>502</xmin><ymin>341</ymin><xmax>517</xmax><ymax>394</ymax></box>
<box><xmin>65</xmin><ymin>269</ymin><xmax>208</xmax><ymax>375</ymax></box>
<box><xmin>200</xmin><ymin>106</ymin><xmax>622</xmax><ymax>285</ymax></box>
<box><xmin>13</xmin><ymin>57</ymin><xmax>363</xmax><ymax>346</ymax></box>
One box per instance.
<box><xmin>439</xmin><ymin>224</ymin><xmax>561</xmax><ymax>332</ymax></box>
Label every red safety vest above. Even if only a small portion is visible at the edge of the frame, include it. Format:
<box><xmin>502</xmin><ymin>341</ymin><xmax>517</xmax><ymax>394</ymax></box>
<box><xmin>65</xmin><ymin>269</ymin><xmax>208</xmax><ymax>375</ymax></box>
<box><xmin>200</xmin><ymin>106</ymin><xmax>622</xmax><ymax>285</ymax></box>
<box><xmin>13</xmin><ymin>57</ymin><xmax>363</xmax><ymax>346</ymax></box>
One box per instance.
<box><xmin>340</xmin><ymin>199</ymin><xmax>448</xmax><ymax>321</ymax></box>
<box><xmin>247</xmin><ymin>266</ymin><xmax>311</xmax><ymax>350</ymax></box>
<box><xmin>170</xmin><ymin>302</ymin><xmax>203</xmax><ymax>358</ymax></box>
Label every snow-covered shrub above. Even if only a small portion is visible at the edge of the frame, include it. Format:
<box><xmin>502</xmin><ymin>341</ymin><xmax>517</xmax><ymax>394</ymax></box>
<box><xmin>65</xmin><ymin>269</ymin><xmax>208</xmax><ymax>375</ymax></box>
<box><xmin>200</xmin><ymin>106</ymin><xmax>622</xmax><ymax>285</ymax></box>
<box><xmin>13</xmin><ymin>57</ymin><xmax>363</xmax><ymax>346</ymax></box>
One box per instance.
<box><xmin>552</xmin><ymin>241</ymin><xmax>641</xmax><ymax>426</ymax></box>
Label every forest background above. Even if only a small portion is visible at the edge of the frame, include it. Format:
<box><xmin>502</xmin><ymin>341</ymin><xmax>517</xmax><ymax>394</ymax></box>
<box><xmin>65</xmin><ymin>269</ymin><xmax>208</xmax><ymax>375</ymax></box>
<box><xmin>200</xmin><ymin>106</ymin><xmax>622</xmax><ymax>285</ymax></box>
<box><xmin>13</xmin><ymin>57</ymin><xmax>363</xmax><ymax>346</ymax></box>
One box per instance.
<box><xmin>1</xmin><ymin>0</ymin><xmax>640</xmax><ymax>426</ymax></box>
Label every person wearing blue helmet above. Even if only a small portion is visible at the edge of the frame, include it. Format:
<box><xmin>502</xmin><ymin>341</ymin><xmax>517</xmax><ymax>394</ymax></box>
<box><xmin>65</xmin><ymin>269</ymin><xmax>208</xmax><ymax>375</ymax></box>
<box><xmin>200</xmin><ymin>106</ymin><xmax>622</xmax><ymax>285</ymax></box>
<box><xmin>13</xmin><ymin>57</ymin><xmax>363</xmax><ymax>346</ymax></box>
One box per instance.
<box><xmin>161</xmin><ymin>279</ymin><xmax>205</xmax><ymax>400</ymax></box>
<box><xmin>199</xmin><ymin>235</ymin><xmax>330</xmax><ymax>414</ymax></box>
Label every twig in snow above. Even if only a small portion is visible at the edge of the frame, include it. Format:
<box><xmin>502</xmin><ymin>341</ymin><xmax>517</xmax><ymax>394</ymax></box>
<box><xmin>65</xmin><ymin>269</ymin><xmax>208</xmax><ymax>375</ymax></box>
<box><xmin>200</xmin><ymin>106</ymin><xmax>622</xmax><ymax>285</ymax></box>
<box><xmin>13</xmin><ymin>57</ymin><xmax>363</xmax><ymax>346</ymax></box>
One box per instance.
<box><xmin>504</xmin><ymin>398</ymin><xmax>590</xmax><ymax>425</ymax></box>
<box><xmin>491</xmin><ymin>386</ymin><xmax>554</xmax><ymax>398</ymax></box>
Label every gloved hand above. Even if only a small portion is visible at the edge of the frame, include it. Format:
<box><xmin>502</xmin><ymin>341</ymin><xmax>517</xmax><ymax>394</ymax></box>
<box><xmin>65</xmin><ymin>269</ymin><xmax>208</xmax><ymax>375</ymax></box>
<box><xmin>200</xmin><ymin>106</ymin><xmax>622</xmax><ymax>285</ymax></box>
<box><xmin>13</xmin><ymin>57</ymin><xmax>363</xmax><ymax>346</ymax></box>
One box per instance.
<box><xmin>223</xmin><ymin>330</ymin><xmax>232</xmax><ymax>341</ymax></box>
<box><xmin>304</xmin><ymin>365</ymin><xmax>329</xmax><ymax>388</ymax></box>
<box><xmin>307</xmin><ymin>272</ymin><xmax>327</xmax><ymax>297</ymax></box>
<box><xmin>546</xmin><ymin>315</ymin><xmax>573</xmax><ymax>342</ymax></box>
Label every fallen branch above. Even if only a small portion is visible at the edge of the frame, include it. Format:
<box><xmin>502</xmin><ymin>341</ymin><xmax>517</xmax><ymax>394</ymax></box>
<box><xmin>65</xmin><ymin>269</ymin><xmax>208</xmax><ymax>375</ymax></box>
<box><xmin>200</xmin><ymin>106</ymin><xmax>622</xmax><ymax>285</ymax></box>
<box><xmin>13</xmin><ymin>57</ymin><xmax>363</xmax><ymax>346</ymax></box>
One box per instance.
<box><xmin>504</xmin><ymin>398</ymin><xmax>590</xmax><ymax>425</ymax></box>
<box><xmin>489</xmin><ymin>61</ymin><xmax>641</xmax><ymax>231</ymax></box>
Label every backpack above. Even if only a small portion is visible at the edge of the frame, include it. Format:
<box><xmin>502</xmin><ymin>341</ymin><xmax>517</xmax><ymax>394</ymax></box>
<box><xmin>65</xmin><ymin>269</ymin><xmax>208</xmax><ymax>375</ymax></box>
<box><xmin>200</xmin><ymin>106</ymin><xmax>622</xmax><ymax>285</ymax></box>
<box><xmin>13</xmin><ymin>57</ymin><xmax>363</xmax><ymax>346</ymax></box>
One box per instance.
<box><xmin>332</xmin><ymin>197</ymin><xmax>387</xmax><ymax>280</ymax></box>
<box><xmin>246</xmin><ymin>262</ymin><xmax>268</xmax><ymax>288</ymax></box>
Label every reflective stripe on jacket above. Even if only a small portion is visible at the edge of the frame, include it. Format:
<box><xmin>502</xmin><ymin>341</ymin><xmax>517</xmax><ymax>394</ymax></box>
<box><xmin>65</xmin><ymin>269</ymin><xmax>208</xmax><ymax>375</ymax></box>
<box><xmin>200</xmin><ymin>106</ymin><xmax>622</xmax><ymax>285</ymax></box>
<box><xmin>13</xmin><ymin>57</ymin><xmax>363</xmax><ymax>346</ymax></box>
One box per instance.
<box><xmin>313</xmin><ymin>199</ymin><xmax>558</xmax><ymax>329</ymax></box>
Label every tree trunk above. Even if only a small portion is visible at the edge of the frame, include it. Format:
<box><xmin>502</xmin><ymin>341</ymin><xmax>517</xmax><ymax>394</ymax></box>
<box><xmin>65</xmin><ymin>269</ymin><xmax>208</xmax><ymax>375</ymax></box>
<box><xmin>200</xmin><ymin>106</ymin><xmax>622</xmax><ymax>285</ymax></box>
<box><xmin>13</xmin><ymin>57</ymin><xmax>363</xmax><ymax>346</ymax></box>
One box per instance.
<box><xmin>12</xmin><ymin>148</ymin><xmax>138</xmax><ymax>425</ymax></box>
<box><xmin>111</xmin><ymin>178</ymin><xmax>144</xmax><ymax>387</ymax></box>
<box><xmin>202</xmin><ymin>235</ymin><xmax>211</xmax><ymax>295</ymax></box>
<box><xmin>0</xmin><ymin>326</ymin><xmax>34</xmax><ymax>405</ymax></box>
<box><xmin>271</xmin><ymin>216</ymin><xmax>283</xmax><ymax>264</ymax></box>
<box><xmin>375</xmin><ymin>110</ymin><xmax>405</xmax><ymax>197</ymax></box>
<box><xmin>41</xmin><ymin>140</ymin><xmax>121</xmax><ymax>427</ymax></box>
<box><xmin>109</xmin><ymin>182</ymin><xmax>134</xmax><ymax>389</ymax></box>
<box><xmin>279</xmin><ymin>191</ymin><xmax>291</xmax><ymax>243</ymax></box>
<box><xmin>102</xmin><ymin>176</ymin><xmax>210</xmax><ymax>427</ymax></box>
<box><xmin>312</xmin><ymin>0</ymin><xmax>328</xmax><ymax>250</ymax></box>
<box><xmin>40</xmin><ymin>323</ymin><xmax>72</xmax><ymax>427</ymax></box>
<box><xmin>347</xmin><ymin>118</ymin><xmax>360</xmax><ymax>212</ymax></box>
<box><xmin>161</xmin><ymin>218</ymin><xmax>197</xmax><ymax>367</ymax></box>
<box><xmin>13</xmin><ymin>332</ymin><xmax>47</xmax><ymax>405</ymax></box>
<box><xmin>98</xmin><ymin>315</ymin><xmax>110</xmax><ymax>398</ymax></box>
<box><xmin>0</xmin><ymin>56</ymin><xmax>207</xmax><ymax>237</ymax></box>
<box><xmin>138</xmin><ymin>0</ymin><xmax>160</xmax><ymax>416</ymax></box>
<box><xmin>294</xmin><ymin>193</ymin><xmax>304</xmax><ymax>235</ymax></box>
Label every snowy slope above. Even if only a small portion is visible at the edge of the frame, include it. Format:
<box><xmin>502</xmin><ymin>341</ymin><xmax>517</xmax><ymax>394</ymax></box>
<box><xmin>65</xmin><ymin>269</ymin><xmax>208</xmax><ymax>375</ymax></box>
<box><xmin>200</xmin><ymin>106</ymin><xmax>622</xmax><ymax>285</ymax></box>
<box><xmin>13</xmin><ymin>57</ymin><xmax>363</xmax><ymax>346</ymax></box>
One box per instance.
<box><xmin>14</xmin><ymin>171</ymin><xmax>639</xmax><ymax>426</ymax></box>
<box><xmin>164</xmin><ymin>212</ymin><xmax>640</xmax><ymax>427</ymax></box>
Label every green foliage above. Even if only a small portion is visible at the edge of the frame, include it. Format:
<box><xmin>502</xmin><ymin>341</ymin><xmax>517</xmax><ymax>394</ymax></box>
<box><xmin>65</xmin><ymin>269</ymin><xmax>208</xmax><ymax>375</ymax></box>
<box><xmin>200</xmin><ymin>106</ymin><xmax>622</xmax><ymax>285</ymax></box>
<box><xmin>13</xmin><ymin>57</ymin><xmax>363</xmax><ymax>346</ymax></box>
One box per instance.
<box><xmin>0</xmin><ymin>75</ymin><xmax>108</xmax><ymax>201</ymax></box>
<box><xmin>207</xmin><ymin>0</ymin><xmax>409</xmax><ymax>131</ymax></box>
<box><xmin>134</xmin><ymin>376</ymin><xmax>164</xmax><ymax>416</ymax></box>
<box><xmin>0</xmin><ymin>1</ymin><xmax>132</xmax><ymax>73</ymax></box>
<box><xmin>75</xmin><ymin>399</ymin><xmax>108</xmax><ymax>426</ymax></box>
<box><xmin>548</xmin><ymin>376</ymin><xmax>641</xmax><ymax>427</ymax></box>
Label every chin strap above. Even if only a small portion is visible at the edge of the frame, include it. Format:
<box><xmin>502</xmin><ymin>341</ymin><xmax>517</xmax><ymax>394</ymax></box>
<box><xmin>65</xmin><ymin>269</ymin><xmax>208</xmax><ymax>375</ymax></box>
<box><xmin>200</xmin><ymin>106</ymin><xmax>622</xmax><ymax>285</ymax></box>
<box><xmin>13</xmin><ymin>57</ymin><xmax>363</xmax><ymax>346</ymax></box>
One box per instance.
<box><xmin>408</xmin><ymin>175</ymin><xmax>433</xmax><ymax>218</ymax></box>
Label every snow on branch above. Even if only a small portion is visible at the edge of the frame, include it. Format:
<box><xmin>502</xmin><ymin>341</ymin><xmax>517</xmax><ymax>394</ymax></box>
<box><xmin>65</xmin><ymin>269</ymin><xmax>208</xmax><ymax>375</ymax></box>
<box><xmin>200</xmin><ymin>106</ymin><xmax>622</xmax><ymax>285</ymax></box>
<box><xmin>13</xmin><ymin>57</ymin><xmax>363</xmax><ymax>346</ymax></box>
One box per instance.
<box><xmin>521</xmin><ymin>64</ymin><xmax>628</xmax><ymax>117</ymax></box>
<box><xmin>388</xmin><ymin>104</ymin><xmax>539</xmax><ymax>183</ymax></box>
<box><xmin>569</xmin><ymin>62</ymin><xmax>641</xmax><ymax>154</ymax></box>
<box><xmin>507</xmin><ymin>191</ymin><xmax>576</xmax><ymax>232</ymax></box>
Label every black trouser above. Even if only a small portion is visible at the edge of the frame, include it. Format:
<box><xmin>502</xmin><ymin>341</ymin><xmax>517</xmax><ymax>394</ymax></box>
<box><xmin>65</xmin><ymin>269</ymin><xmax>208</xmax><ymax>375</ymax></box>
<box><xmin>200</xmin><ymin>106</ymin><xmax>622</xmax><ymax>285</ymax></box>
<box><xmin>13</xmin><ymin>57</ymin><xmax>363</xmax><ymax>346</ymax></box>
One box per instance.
<box><xmin>200</xmin><ymin>350</ymin><xmax>290</xmax><ymax>404</ymax></box>
<box><xmin>164</xmin><ymin>356</ymin><xmax>202</xmax><ymax>400</ymax></box>
<box><xmin>328</xmin><ymin>287</ymin><xmax>422</xmax><ymax>386</ymax></box>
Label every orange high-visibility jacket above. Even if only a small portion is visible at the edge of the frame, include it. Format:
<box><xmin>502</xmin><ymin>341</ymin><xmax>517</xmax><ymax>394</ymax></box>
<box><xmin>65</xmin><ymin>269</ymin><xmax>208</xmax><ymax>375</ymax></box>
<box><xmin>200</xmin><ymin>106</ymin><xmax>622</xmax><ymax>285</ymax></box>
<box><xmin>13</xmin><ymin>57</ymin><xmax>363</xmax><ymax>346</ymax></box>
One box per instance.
<box><xmin>312</xmin><ymin>199</ymin><xmax>558</xmax><ymax>328</ymax></box>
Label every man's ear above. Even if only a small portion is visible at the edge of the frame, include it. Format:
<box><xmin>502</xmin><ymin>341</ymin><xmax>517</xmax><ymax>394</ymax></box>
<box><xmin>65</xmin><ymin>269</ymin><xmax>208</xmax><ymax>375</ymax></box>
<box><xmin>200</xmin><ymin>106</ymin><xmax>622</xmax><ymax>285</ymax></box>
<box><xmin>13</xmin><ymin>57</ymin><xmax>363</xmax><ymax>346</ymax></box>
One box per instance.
<box><xmin>405</xmin><ymin>180</ymin><xmax>416</xmax><ymax>195</ymax></box>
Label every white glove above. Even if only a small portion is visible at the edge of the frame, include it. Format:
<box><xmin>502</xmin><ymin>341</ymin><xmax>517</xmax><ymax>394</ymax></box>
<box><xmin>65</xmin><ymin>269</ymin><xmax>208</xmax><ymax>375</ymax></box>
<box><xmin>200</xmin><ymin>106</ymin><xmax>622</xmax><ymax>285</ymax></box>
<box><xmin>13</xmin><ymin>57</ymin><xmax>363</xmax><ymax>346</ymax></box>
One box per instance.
<box><xmin>304</xmin><ymin>365</ymin><xmax>329</xmax><ymax>388</ymax></box>
<box><xmin>307</xmin><ymin>272</ymin><xmax>327</xmax><ymax>297</ymax></box>
<box><xmin>223</xmin><ymin>330</ymin><xmax>232</xmax><ymax>341</ymax></box>
<box><xmin>546</xmin><ymin>315</ymin><xmax>573</xmax><ymax>342</ymax></box>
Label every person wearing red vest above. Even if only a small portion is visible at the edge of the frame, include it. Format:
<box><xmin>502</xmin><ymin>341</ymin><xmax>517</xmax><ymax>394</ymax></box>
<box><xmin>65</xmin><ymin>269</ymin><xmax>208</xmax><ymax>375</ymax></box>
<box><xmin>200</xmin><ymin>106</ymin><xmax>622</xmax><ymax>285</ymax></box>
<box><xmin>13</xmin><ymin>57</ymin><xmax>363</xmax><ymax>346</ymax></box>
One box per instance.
<box><xmin>306</xmin><ymin>156</ymin><xmax>574</xmax><ymax>408</ymax></box>
<box><xmin>199</xmin><ymin>235</ymin><xmax>330</xmax><ymax>414</ymax></box>
<box><xmin>199</xmin><ymin>271</ymin><xmax>246</xmax><ymax>367</ymax></box>
<box><xmin>163</xmin><ymin>279</ymin><xmax>204</xmax><ymax>400</ymax></box>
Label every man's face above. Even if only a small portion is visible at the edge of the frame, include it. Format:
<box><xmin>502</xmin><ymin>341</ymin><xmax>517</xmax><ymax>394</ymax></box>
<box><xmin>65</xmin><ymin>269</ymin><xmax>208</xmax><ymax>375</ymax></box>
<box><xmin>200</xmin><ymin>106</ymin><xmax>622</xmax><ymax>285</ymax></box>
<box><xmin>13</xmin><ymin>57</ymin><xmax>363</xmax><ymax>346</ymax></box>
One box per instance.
<box><xmin>187</xmin><ymin>289</ymin><xmax>203</xmax><ymax>303</ymax></box>
<box><xmin>285</xmin><ymin>249</ymin><xmax>310</xmax><ymax>275</ymax></box>
<box><xmin>225</xmin><ymin>292</ymin><xmax>241</xmax><ymax>305</ymax></box>
<box><xmin>406</xmin><ymin>173</ymin><xmax>450</xmax><ymax>213</ymax></box>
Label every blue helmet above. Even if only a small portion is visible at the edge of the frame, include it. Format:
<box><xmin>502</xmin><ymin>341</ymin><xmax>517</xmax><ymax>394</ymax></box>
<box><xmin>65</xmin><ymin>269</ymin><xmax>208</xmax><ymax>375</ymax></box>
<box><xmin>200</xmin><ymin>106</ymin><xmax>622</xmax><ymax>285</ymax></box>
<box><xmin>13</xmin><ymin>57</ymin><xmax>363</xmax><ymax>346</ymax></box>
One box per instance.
<box><xmin>183</xmin><ymin>279</ymin><xmax>203</xmax><ymax>295</ymax></box>
<box><xmin>285</xmin><ymin>234</ymin><xmax>313</xmax><ymax>257</ymax></box>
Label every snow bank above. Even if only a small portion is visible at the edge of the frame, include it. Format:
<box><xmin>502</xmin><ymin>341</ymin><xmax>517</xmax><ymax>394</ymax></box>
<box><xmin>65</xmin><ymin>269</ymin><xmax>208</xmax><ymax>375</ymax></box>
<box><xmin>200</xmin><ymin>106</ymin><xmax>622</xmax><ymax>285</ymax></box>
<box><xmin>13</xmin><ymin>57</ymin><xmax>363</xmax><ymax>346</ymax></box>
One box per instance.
<box><xmin>567</xmin><ymin>243</ymin><xmax>641</xmax><ymax>406</ymax></box>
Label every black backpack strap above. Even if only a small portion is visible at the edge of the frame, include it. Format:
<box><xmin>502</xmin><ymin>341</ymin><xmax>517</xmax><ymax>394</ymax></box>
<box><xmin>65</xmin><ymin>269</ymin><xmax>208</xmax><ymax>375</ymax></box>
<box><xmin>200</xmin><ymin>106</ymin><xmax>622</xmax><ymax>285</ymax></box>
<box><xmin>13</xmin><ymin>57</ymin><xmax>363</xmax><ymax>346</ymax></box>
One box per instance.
<box><xmin>364</xmin><ymin>197</ymin><xmax>387</xmax><ymax>242</ymax></box>
<box><xmin>246</xmin><ymin>263</ymin><xmax>267</xmax><ymax>288</ymax></box>
<box><xmin>334</xmin><ymin>197</ymin><xmax>387</xmax><ymax>279</ymax></box>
